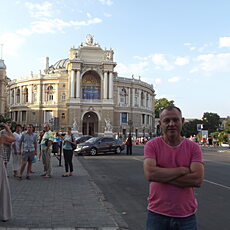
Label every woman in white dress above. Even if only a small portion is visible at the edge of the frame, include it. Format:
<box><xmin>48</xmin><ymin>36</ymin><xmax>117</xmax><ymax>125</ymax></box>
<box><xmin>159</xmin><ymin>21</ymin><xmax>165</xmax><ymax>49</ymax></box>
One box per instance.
<box><xmin>0</xmin><ymin>123</ymin><xmax>16</xmax><ymax>222</ymax></box>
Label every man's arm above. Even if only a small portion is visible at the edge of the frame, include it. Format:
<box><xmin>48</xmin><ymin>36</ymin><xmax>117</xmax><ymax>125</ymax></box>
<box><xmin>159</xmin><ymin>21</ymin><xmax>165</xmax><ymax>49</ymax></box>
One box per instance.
<box><xmin>144</xmin><ymin>158</ymin><xmax>190</xmax><ymax>183</ymax></box>
<box><xmin>34</xmin><ymin>135</ymin><xmax>37</xmax><ymax>155</ymax></box>
<box><xmin>168</xmin><ymin>162</ymin><xmax>204</xmax><ymax>188</ymax></box>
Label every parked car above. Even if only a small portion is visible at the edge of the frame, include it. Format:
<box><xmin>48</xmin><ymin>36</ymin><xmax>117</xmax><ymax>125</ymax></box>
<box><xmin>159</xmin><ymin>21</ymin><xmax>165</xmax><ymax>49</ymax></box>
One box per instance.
<box><xmin>75</xmin><ymin>136</ymin><xmax>93</xmax><ymax>144</ymax></box>
<box><xmin>74</xmin><ymin>137</ymin><xmax>125</xmax><ymax>156</ymax></box>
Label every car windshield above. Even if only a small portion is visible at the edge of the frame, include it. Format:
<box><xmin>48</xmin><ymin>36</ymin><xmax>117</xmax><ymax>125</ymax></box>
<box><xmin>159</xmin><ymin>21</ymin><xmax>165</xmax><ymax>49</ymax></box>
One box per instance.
<box><xmin>85</xmin><ymin>137</ymin><xmax>100</xmax><ymax>143</ymax></box>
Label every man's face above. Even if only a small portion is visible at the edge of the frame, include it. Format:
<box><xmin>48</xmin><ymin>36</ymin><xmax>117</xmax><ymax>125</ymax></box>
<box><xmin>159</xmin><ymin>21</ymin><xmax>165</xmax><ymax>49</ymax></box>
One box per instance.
<box><xmin>43</xmin><ymin>124</ymin><xmax>49</xmax><ymax>132</ymax></box>
<box><xmin>159</xmin><ymin>108</ymin><xmax>184</xmax><ymax>139</ymax></box>
<box><xmin>27</xmin><ymin>125</ymin><xmax>33</xmax><ymax>133</ymax></box>
<box><xmin>16</xmin><ymin>126</ymin><xmax>22</xmax><ymax>133</ymax></box>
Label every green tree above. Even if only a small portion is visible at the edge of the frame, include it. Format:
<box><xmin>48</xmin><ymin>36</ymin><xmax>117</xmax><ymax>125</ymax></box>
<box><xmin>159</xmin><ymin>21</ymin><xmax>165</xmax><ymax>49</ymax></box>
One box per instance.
<box><xmin>182</xmin><ymin>119</ymin><xmax>201</xmax><ymax>137</ymax></box>
<box><xmin>155</xmin><ymin>98</ymin><xmax>174</xmax><ymax>118</ymax></box>
<box><xmin>224</xmin><ymin>117</ymin><xmax>230</xmax><ymax>133</ymax></box>
<box><xmin>0</xmin><ymin>115</ymin><xmax>11</xmax><ymax>123</ymax></box>
<box><xmin>202</xmin><ymin>112</ymin><xmax>221</xmax><ymax>134</ymax></box>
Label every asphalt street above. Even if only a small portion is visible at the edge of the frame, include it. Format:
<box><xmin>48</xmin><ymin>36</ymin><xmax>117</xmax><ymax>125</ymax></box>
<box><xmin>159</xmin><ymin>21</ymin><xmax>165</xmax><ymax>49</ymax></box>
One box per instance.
<box><xmin>78</xmin><ymin>145</ymin><xmax>230</xmax><ymax>230</ymax></box>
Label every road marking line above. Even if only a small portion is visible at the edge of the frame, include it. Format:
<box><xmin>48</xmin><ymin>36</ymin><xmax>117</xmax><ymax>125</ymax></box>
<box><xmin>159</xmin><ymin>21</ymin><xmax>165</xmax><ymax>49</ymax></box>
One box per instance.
<box><xmin>204</xmin><ymin>159</ymin><xmax>230</xmax><ymax>166</ymax></box>
<box><xmin>204</xmin><ymin>179</ymin><xmax>230</xmax><ymax>190</ymax></box>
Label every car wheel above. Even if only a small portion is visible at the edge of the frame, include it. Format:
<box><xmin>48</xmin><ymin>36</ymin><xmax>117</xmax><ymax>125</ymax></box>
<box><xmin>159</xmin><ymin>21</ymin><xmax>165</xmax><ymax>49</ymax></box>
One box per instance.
<box><xmin>90</xmin><ymin>148</ymin><xmax>97</xmax><ymax>156</ymax></box>
<box><xmin>115</xmin><ymin>146</ymin><xmax>121</xmax><ymax>154</ymax></box>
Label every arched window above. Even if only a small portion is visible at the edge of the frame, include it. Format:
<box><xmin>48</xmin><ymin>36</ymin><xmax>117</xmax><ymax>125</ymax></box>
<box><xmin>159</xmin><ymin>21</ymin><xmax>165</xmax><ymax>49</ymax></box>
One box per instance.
<box><xmin>82</xmin><ymin>71</ymin><xmax>101</xmax><ymax>100</ymax></box>
<box><xmin>47</xmin><ymin>85</ymin><xmax>54</xmax><ymax>101</ymax></box>
<box><xmin>11</xmin><ymin>90</ymin><xmax>14</xmax><ymax>104</ymax></box>
<box><xmin>24</xmin><ymin>88</ymin><xmax>28</xmax><ymax>103</ymax></box>
<box><xmin>16</xmin><ymin>88</ymin><xmax>20</xmax><ymax>104</ymax></box>
<box><xmin>33</xmin><ymin>85</ymin><xmax>37</xmax><ymax>102</ymax></box>
<box><xmin>141</xmin><ymin>91</ymin><xmax>145</xmax><ymax>107</ymax></box>
<box><xmin>146</xmin><ymin>94</ymin><xmax>149</xmax><ymax>108</ymax></box>
<box><xmin>120</xmin><ymin>88</ymin><xmax>127</xmax><ymax>104</ymax></box>
<box><xmin>61</xmin><ymin>93</ymin><xmax>66</xmax><ymax>101</ymax></box>
<box><xmin>134</xmin><ymin>89</ymin><xmax>138</xmax><ymax>106</ymax></box>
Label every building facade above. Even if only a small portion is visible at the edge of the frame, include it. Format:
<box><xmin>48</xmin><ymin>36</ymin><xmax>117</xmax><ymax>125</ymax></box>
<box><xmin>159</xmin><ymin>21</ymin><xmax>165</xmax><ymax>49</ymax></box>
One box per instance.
<box><xmin>7</xmin><ymin>35</ymin><xmax>155</xmax><ymax>137</ymax></box>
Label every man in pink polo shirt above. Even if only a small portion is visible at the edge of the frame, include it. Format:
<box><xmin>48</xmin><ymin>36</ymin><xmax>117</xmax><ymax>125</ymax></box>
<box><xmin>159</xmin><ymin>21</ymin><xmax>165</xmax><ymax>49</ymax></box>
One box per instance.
<box><xmin>144</xmin><ymin>106</ymin><xmax>204</xmax><ymax>230</ymax></box>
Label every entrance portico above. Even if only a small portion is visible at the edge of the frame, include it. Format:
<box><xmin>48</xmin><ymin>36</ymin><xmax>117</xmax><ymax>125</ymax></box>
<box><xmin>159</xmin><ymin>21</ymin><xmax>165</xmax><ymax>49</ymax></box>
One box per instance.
<box><xmin>82</xmin><ymin>112</ymin><xmax>99</xmax><ymax>136</ymax></box>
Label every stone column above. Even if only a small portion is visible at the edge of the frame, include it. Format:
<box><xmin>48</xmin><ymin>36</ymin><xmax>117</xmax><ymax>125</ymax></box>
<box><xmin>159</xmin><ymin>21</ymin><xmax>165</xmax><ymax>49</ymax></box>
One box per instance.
<box><xmin>103</xmin><ymin>72</ymin><xmax>108</xmax><ymax>99</ymax></box>
<box><xmin>71</xmin><ymin>70</ymin><xmax>75</xmax><ymax>98</ymax></box>
<box><xmin>132</xmin><ymin>88</ymin><xmax>135</xmax><ymax>107</ymax></box>
<box><xmin>14</xmin><ymin>88</ymin><xmax>16</xmax><ymax>105</ymax></box>
<box><xmin>139</xmin><ymin>90</ymin><xmax>141</xmax><ymax>107</ymax></box>
<box><xmin>68</xmin><ymin>72</ymin><xmax>71</xmax><ymax>98</ymax></box>
<box><xmin>109</xmin><ymin>72</ymin><xmax>113</xmax><ymax>99</ymax></box>
<box><xmin>10</xmin><ymin>89</ymin><xmax>12</xmax><ymax>105</ymax></box>
<box><xmin>76</xmin><ymin>70</ymin><xmax>81</xmax><ymax>98</ymax></box>
<box><xmin>28</xmin><ymin>85</ymin><xmax>32</xmax><ymax>103</ymax></box>
<box><xmin>128</xmin><ymin>88</ymin><xmax>131</xmax><ymax>106</ymax></box>
<box><xmin>20</xmin><ymin>86</ymin><xmax>23</xmax><ymax>104</ymax></box>
<box><xmin>37</xmin><ymin>84</ymin><xmax>41</xmax><ymax>104</ymax></box>
<box><xmin>55</xmin><ymin>83</ymin><xmax>59</xmax><ymax>104</ymax></box>
<box><xmin>42</xmin><ymin>84</ymin><xmax>46</xmax><ymax>103</ymax></box>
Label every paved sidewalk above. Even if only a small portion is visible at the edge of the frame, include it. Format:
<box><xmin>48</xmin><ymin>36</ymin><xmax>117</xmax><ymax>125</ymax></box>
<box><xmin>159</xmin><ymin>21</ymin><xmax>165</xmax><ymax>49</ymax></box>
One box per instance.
<box><xmin>0</xmin><ymin>155</ymin><xmax>128</xmax><ymax>230</ymax></box>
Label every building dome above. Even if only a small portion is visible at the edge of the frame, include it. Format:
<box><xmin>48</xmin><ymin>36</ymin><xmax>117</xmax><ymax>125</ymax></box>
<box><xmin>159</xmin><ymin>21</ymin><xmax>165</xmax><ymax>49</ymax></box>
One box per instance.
<box><xmin>0</xmin><ymin>59</ymin><xmax>6</xmax><ymax>70</ymax></box>
<box><xmin>51</xmin><ymin>58</ymin><xmax>68</xmax><ymax>70</ymax></box>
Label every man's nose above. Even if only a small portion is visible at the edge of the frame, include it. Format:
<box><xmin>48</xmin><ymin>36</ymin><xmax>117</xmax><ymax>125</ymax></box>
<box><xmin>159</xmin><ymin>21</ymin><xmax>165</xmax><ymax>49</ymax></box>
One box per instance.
<box><xmin>169</xmin><ymin>119</ymin><xmax>175</xmax><ymax>125</ymax></box>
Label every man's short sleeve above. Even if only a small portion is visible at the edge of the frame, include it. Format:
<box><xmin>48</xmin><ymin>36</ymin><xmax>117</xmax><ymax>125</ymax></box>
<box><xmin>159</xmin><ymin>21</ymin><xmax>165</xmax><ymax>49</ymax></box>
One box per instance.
<box><xmin>144</xmin><ymin>139</ymin><xmax>157</xmax><ymax>159</ymax></box>
<box><xmin>191</xmin><ymin>142</ymin><xmax>203</xmax><ymax>163</ymax></box>
<box><xmin>20</xmin><ymin>133</ymin><xmax>25</xmax><ymax>142</ymax></box>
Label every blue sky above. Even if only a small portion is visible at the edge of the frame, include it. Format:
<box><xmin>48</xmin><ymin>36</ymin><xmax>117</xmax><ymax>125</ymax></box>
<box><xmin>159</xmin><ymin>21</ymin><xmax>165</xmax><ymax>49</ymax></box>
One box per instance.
<box><xmin>0</xmin><ymin>0</ymin><xmax>229</xmax><ymax>118</ymax></box>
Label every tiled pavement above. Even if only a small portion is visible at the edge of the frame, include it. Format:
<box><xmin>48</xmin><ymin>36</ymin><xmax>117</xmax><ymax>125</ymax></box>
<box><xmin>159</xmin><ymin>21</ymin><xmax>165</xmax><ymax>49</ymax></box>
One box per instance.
<box><xmin>0</xmin><ymin>155</ymin><xmax>128</xmax><ymax>230</ymax></box>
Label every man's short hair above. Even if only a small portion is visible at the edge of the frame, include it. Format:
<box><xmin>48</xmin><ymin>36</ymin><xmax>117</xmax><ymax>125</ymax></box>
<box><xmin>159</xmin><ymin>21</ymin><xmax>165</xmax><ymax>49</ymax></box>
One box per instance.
<box><xmin>160</xmin><ymin>106</ymin><xmax>182</xmax><ymax>118</ymax></box>
<box><xmin>43</xmin><ymin>123</ymin><xmax>50</xmax><ymax>129</ymax></box>
<box><xmin>15</xmin><ymin>124</ymin><xmax>22</xmax><ymax>128</ymax></box>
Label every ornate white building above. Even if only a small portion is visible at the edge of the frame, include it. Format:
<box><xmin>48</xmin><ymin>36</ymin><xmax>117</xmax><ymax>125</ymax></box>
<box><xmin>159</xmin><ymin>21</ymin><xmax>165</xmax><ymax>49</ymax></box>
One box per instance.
<box><xmin>7</xmin><ymin>35</ymin><xmax>155</xmax><ymax>137</ymax></box>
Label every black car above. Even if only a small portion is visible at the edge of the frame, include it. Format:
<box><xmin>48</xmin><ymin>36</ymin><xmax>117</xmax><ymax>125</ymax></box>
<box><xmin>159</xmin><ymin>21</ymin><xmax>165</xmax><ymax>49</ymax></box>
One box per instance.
<box><xmin>74</xmin><ymin>137</ymin><xmax>125</xmax><ymax>156</ymax></box>
<box><xmin>75</xmin><ymin>136</ymin><xmax>93</xmax><ymax>144</ymax></box>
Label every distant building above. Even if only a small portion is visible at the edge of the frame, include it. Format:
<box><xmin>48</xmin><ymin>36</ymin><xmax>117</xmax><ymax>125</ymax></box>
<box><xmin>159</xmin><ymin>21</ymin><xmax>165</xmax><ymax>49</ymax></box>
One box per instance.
<box><xmin>7</xmin><ymin>35</ymin><xmax>155</xmax><ymax>137</ymax></box>
<box><xmin>0</xmin><ymin>59</ymin><xmax>8</xmax><ymax>116</ymax></box>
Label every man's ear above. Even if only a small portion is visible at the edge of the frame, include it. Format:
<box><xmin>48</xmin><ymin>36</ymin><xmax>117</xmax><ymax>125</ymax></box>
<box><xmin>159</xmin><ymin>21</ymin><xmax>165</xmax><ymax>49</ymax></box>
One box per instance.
<box><xmin>182</xmin><ymin>117</ymin><xmax>185</xmax><ymax>125</ymax></box>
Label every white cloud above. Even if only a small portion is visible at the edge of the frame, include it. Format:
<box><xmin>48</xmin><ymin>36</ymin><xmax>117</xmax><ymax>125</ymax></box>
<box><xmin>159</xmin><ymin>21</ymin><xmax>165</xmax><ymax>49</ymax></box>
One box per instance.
<box><xmin>86</xmin><ymin>12</ymin><xmax>92</xmax><ymax>18</ymax></box>
<box><xmin>219</xmin><ymin>37</ymin><xmax>230</xmax><ymax>48</ymax></box>
<box><xmin>175</xmin><ymin>56</ymin><xmax>189</xmax><ymax>66</ymax></box>
<box><xmin>168</xmin><ymin>76</ymin><xmax>181</xmax><ymax>83</ymax></box>
<box><xmin>104</xmin><ymin>12</ymin><xmax>112</xmax><ymax>17</ymax></box>
<box><xmin>25</xmin><ymin>1</ymin><xmax>53</xmax><ymax>18</ymax></box>
<box><xmin>151</xmin><ymin>54</ymin><xmax>174</xmax><ymax>71</ymax></box>
<box><xmin>194</xmin><ymin>53</ymin><xmax>230</xmax><ymax>72</ymax></box>
<box><xmin>0</xmin><ymin>32</ymin><xmax>25</xmax><ymax>56</ymax></box>
<box><xmin>153</xmin><ymin>78</ymin><xmax>162</xmax><ymax>85</ymax></box>
<box><xmin>133</xmin><ymin>55</ymin><xmax>148</xmax><ymax>60</ymax></box>
<box><xmin>17</xmin><ymin>17</ymin><xmax>103</xmax><ymax>35</ymax></box>
<box><xmin>116</xmin><ymin>61</ymin><xmax>149</xmax><ymax>76</ymax></box>
<box><xmin>99</xmin><ymin>0</ymin><xmax>113</xmax><ymax>6</ymax></box>
<box><xmin>184</xmin><ymin>42</ymin><xmax>192</xmax><ymax>46</ymax></box>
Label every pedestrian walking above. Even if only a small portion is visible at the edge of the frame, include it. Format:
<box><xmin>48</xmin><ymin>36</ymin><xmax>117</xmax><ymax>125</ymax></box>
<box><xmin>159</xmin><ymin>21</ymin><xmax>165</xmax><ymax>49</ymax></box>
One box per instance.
<box><xmin>62</xmin><ymin>127</ymin><xmax>75</xmax><ymax>177</ymax></box>
<box><xmin>40</xmin><ymin>123</ymin><xmax>54</xmax><ymax>178</ymax></box>
<box><xmin>144</xmin><ymin>106</ymin><xmax>204</xmax><ymax>230</ymax></box>
<box><xmin>18</xmin><ymin>124</ymin><xmax>37</xmax><ymax>180</ymax></box>
<box><xmin>125</xmin><ymin>134</ymin><xmax>133</xmax><ymax>155</ymax></box>
<box><xmin>0</xmin><ymin>123</ymin><xmax>16</xmax><ymax>222</ymax></box>
<box><xmin>12</xmin><ymin>124</ymin><xmax>22</xmax><ymax>177</ymax></box>
<box><xmin>0</xmin><ymin>121</ymin><xmax>12</xmax><ymax>168</ymax></box>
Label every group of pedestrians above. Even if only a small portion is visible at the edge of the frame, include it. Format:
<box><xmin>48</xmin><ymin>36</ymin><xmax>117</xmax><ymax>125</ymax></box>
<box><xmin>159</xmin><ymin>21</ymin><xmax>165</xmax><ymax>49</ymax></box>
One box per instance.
<box><xmin>0</xmin><ymin>122</ymin><xmax>76</xmax><ymax>222</ymax></box>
